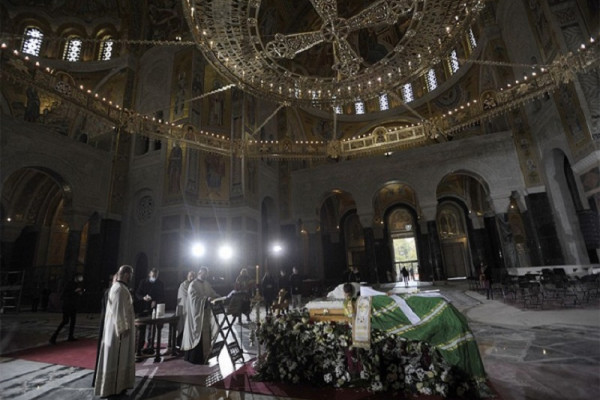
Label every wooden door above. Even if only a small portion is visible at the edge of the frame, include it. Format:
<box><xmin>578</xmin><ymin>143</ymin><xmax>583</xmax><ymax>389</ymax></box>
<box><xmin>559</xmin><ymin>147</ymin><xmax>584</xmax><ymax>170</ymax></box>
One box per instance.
<box><xmin>442</xmin><ymin>241</ymin><xmax>468</xmax><ymax>278</ymax></box>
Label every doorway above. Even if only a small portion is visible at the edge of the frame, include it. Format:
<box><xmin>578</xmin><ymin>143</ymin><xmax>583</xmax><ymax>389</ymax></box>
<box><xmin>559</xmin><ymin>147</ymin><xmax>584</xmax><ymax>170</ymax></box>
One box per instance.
<box><xmin>387</xmin><ymin>208</ymin><xmax>420</xmax><ymax>282</ymax></box>
<box><xmin>391</xmin><ymin>236</ymin><xmax>419</xmax><ymax>281</ymax></box>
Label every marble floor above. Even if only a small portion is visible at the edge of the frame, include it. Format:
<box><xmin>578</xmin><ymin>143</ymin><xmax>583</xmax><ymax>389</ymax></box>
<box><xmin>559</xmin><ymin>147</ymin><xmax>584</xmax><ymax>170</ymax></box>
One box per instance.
<box><xmin>1</xmin><ymin>280</ymin><xmax>599</xmax><ymax>400</ymax></box>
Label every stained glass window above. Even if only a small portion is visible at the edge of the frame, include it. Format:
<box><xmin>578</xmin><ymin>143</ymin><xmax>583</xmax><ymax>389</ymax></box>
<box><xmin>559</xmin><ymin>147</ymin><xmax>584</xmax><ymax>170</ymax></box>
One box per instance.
<box><xmin>401</xmin><ymin>83</ymin><xmax>414</xmax><ymax>103</ymax></box>
<box><xmin>63</xmin><ymin>37</ymin><xmax>83</xmax><ymax>62</ymax></box>
<box><xmin>379</xmin><ymin>93</ymin><xmax>389</xmax><ymax>111</ymax></box>
<box><xmin>468</xmin><ymin>28</ymin><xmax>477</xmax><ymax>49</ymax></box>
<box><xmin>22</xmin><ymin>27</ymin><xmax>43</xmax><ymax>56</ymax></box>
<box><xmin>99</xmin><ymin>38</ymin><xmax>113</xmax><ymax>61</ymax></box>
<box><xmin>426</xmin><ymin>69</ymin><xmax>438</xmax><ymax>92</ymax></box>
<box><xmin>449</xmin><ymin>50</ymin><xmax>459</xmax><ymax>74</ymax></box>
<box><xmin>355</xmin><ymin>100</ymin><xmax>365</xmax><ymax>115</ymax></box>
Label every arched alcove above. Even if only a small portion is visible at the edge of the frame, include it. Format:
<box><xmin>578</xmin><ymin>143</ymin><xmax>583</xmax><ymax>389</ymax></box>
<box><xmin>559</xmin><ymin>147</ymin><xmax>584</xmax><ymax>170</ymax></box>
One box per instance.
<box><xmin>436</xmin><ymin>172</ymin><xmax>493</xmax><ymax>279</ymax></box>
<box><xmin>319</xmin><ymin>190</ymin><xmax>357</xmax><ymax>283</ymax></box>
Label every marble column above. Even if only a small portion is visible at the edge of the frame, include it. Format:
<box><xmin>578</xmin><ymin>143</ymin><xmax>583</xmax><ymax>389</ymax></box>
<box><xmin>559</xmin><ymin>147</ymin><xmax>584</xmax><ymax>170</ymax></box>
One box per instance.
<box><xmin>301</xmin><ymin>219</ymin><xmax>323</xmax><ymax>280</ymax></box>
<box><xmin>362</xmin><ymin>227</ymin><xmax>378</xmax><ymax>284</ymax></box>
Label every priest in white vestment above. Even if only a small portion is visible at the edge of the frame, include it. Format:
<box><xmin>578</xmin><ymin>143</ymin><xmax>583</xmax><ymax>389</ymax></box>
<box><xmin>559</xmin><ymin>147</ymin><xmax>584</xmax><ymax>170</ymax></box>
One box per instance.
<box><xmin>94</xmin><ymin>265</ymin><xmax>136</xmax><ymax>398</ymax></box>
<box><xmin>176</xmin><ymin>270</ymin><xmax>196</xmax><ymax>347</ymax></box>
<box><xmin>181</xmin><ymin>266</ymin><xmax>220</xmax><ymax>364</ymax></box>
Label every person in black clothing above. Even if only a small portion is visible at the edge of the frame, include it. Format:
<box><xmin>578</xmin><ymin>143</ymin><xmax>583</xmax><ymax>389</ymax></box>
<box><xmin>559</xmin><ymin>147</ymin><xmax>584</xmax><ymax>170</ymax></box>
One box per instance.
<box><xmin>228</xmin><ymin>268</ymin><xmax>253</xmax><ymax>324</ymax></box>
<box><xmin>277</xmin><ymin>268</ymin><xmax>289</xmax><ymax>293</ymax></box>
<box><xmin>401</xmin><ymin>266</ymin><xmax>409</xmax><ymax>287</ymax></box>
<box><xmin>135</xmin><ymin>268</ymin><xmax>165</xmax><ymax>351</ymax></box>
<box><xmin>261</xmin><ymin>270</ymin><xmax>277</xmax><ymax>315</ymax></box>
<box><xmin>479</xmin><ymin>262</ymin><xmax>493</xmax><ymax>300</ymax></box>
<box><xmin>49</xmin><ymin>273</ymin><xmax>85</xmax><ymax>344</ymax></box>
<box><xmin>289</xmin><ymin>267</ymin><xmax>303</xmax><ymax>309</ymax></box>
<box><xmin>347</xmin><ymin>266</ymin><xmax>361</xmax><ymax>283</ymax></box>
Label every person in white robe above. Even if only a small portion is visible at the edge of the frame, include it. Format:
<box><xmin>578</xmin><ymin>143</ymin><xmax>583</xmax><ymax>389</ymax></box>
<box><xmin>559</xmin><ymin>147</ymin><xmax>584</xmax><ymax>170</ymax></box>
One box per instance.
<box><xmin>176</xmin><ymin>270</ymin><xmax>196</xmax><ymax>347</ymax></box>
<box><xmin>181</xmin><ymin>266</ymin><xmax>220</xmax><ymax>364</ymax></box>
<box><xmin>94</xmin><ymin>265</ymin><xmax>136</xmax><ymax>398</ymax></box>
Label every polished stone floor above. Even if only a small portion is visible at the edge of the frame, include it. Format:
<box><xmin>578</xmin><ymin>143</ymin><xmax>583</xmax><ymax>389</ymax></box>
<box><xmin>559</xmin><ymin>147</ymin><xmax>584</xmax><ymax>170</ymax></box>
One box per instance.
<box><xmin>1</xmin><ymin>280</ymin><xmax>599</xmax><ymax>400</ymax></box>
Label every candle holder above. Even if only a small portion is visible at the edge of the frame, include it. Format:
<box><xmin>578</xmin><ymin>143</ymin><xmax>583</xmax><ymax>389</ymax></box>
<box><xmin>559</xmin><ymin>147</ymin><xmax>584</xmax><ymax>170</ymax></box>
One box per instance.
<box><xmin>251</xmin><ymin>288</ymin><xmax>263</xmax><ymax>360</ymax></box>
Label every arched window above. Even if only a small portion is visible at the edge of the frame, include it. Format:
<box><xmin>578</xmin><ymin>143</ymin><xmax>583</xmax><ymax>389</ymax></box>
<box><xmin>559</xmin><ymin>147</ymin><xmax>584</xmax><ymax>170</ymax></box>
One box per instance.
<box><xmin>468</xmin><ymin>28</ymin><xmax>477</xmax><ymax>51</ymax></box>
<box><xmin>425</xmin><ymin>68</ymin><xmax>438</xmax><ymax>92</ymax></box>
<box><xmin>379</xmin><ymin>93</ymin><xmax>389</xmax><ymax>111</ymax></box>
<box><xmin>21</xmin><ymin>27</ymin><xmax>44</xmax><ymax>56</ymax></box>
<box><xmin>448</xmin><ymin>49</ymin><xmax>459</xmax><ymax>74</ymax></box>
<box><xmin>354</xmin><ymin>100</ymin><xmax>365</xmax><ymax>115</ymax></box>
<box><xmin>63</xmin><ymin>37</ymin><xmax>83</xmax><ymax>62</ymax></box>
<box><xmin>401</xmin><ymin>83</ymin><xmax>414</xmax><ymax>103</ymax></box>
<box><xmin>98</xmin><ymin>37</ymin><xmax>114</xmax><ymax>61</ymax></box>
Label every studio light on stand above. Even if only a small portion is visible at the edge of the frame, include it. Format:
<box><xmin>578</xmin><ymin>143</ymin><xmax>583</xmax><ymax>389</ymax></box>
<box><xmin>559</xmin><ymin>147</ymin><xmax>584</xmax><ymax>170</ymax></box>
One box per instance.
<box><xmin>250</xmin><ymin>262</ymin><xmax>263</xmax><ymax>356</ymax></box>
<box><xmin>191</xmin><ymin>242</ymin><xmax>205</xmax><ymax>261</ymax></box>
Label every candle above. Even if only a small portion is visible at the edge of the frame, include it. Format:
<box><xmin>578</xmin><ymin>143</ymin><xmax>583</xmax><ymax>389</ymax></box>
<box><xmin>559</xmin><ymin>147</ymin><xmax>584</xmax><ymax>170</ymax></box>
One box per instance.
<box><xmin>256</xmin><ymin>264</ymin><xmax>259</xmax><ymax>285</ymax></box>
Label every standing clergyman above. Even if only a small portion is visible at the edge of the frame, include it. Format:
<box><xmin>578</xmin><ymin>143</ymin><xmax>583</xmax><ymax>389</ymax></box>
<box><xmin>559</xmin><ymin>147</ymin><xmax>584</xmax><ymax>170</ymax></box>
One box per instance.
<box><xmin>94</xmin><ymin>265</ymin><xmax>136</xmax><ymax>398</ymax></box>
<box><xmin>176</xmin><ymin>270</ymin><xmax>196</xmax><ymax>347</ymax></box>
<box><xmin>181</xmin><ymin>266</ymin><xmax>220</xmax><ymax>364</ymax></box>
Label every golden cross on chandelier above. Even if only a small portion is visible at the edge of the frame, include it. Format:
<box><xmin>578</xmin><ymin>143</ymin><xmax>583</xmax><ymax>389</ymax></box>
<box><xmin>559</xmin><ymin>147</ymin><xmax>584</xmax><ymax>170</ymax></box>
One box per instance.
<box><xmin>182</xmin><ymin>0</ymin><xmax>485</xmax><ymax>107</ymax></box>
<box><xmin>264</xmin><ymin>0</ymin><xmax>413</xmax><ymax>80</ymax></box>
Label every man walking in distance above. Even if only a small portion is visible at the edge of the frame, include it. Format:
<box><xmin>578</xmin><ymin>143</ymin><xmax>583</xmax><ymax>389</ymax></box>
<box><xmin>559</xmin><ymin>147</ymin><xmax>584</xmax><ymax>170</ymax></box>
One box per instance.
<box><xmin>289</xmin><ymin>267</ymin><xmax>303</xmax><ymax>309</ymax></box>
<box><xmin>49</xmin><ymin>273</ymin><xmax>85</xmax><ymax>344</ymax></box>
<box><xmin>94</xmin><ymin>265</ymin><xmax>136</xmax><ymax>398</ymax></box>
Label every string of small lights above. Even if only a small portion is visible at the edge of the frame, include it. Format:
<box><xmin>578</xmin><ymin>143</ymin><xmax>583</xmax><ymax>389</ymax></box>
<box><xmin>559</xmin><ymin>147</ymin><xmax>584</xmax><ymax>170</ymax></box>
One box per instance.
<box><xmin>1</xmin><ymin>35</ymin><xmax>598</xmax><ymax>160</ymax></box>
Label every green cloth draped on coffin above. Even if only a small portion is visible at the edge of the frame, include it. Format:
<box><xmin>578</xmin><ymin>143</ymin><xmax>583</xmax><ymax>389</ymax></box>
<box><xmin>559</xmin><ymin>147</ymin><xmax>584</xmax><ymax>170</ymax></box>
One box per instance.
<box><xmin>369</xmin><ymin>294</ymin><xmax>486</xmax><ymax>380</ymax></box>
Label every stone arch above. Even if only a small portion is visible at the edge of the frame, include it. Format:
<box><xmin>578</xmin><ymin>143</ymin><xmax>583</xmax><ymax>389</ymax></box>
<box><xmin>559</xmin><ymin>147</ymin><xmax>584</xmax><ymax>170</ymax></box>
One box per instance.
<box><xmin>435</xmin><ymin>171</ymin><xmax>494</xmax><ymax>279</ymax></box>
<box><xmin>318</xmin><ymin>190</ymin><xmax>358</xmax><ymax>282</ymax></box>
<box><xmin>0</xmin><ymin>166</ymin><xmax>98</xmax><ymax>306</ymax></box>
<box><xmin>437</xmin><ymin>170</ymin><xmax>493</xmax><ymax>217</ymax></box>
<box><xmin>372</xmin><ymin>180</ymin><xmax>420</xmax><ymax>226</ymax></box>
<box><xmin>371</xmin><ymin>181</ymin><xmax>422</xmax><ymax>284</ymax></box>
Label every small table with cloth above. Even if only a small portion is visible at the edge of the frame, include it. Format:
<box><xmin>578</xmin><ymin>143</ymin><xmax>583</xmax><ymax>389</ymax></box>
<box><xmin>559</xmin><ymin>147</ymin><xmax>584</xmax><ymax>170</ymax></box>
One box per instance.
<box><xmin>135</xmin><ymin>314</ymin><xmax>179</xmax><ymax>362</ymax></box>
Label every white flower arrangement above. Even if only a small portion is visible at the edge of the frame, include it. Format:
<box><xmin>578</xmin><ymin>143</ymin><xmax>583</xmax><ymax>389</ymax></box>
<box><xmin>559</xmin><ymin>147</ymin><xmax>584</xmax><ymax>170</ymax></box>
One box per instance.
<box><xmin>254</xmin><ymin>310</ymin><xmax>482</xmax><ymax>398</ymax></box>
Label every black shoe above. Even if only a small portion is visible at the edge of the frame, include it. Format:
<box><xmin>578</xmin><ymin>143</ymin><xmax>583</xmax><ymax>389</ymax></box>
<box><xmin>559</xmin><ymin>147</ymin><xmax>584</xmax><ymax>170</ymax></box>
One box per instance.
<box><xmin>49</xmin><ymin>337</ymin><xmax>56</xmax><ymax>345</ymax></box>
<box><xmin>67</xmin><ymin>337</ymin><xmax>78</xmax><ymax>342</ymax></box>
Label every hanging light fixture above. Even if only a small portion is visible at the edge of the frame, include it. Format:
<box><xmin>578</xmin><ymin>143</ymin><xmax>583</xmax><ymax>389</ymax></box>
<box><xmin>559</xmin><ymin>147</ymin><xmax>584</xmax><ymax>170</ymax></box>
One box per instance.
<box><xmin>182</xmin><ymin>0</ymin><xmax>486</xmax><ymax>107</ymax></box>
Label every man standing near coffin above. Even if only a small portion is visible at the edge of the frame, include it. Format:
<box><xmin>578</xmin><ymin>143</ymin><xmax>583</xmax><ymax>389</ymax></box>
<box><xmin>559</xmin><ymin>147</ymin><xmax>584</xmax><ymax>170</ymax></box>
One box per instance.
<box><xmin>181</xmin><ymin>266</ymin><xmax>220</xmax><ymax>364</ymax></box>
<box><xmin>135</xmin><ymin>268</ymin><xmax>165</xmax><ymax>352</ymax></box>
<box><xmin>94</xmin><ymin>265</ymin><xmax>136</xmax><ymax>398</ymax></box>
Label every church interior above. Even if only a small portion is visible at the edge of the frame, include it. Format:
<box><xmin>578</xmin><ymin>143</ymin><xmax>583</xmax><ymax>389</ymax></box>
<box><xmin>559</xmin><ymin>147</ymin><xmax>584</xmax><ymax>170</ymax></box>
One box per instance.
<box><xmin>1</xmin><ymin>0</ymin><xmax>599</xmax><ymax>399</ymax></box>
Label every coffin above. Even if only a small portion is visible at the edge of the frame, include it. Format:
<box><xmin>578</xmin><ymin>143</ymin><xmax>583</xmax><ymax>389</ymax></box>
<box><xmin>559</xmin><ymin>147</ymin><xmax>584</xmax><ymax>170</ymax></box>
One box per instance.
<box><xmin>305</xmin><ymin>299</ymin><xmax>347</xmax><ymax>322</ymax></box>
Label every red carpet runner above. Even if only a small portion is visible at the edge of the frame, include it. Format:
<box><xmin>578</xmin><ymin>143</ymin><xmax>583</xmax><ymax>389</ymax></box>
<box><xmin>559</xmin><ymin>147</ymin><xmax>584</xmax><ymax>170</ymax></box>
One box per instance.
<box><xmin>3</xmin><ymin>338</ymin><xmax>98</xmax><ymax>370</ymax></box>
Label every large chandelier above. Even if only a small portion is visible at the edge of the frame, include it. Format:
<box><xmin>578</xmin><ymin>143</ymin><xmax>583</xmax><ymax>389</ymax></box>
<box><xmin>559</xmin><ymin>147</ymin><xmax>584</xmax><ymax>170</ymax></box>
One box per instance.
<box><xmin>182</xmin><ymin>0</ymin><xmax>485</xmax><ymax>107</ymax></box>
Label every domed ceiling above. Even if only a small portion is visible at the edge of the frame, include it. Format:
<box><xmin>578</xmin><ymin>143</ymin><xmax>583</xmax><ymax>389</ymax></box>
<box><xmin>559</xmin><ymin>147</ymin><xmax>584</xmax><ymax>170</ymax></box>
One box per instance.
<box><xmin>182</xmin><ymin>0</ymin><xmax>485</xmax><ymax>107</ymax></box>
